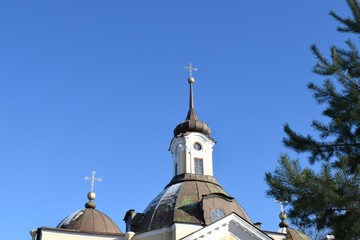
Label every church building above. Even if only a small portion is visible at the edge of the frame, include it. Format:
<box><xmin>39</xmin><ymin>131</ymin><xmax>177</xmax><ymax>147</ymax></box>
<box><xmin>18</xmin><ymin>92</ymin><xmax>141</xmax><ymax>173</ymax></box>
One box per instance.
<box><xmin>31</xmin><ymin>65</ymin><xmax>311</xmax><ymax>240</ymax></box>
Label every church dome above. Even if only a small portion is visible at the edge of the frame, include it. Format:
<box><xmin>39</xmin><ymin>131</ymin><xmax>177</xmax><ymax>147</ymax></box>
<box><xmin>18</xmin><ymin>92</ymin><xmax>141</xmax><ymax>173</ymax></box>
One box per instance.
<box><xmin>57</xmin><ymin>178</ymin><xmax>122</xmax><ymax>235</ymax></box>
<box><xmin>57</xmin><ymin>208</ymin><xmax>122</xmax><ymax>234</ymax></box>
<box><xmin>173</xmin><ymin>108</ymin><xmax>211</xmax><ymax>137</ymax></box>
<box><xmin>286</xmin><ymin>228</ymin><xmax>311</xmax><ymax>240</ymax></box>
<box><xmin>134</xmin><ymin>173</ymin><xmax>252</xmax><ymax>232</ymax></box>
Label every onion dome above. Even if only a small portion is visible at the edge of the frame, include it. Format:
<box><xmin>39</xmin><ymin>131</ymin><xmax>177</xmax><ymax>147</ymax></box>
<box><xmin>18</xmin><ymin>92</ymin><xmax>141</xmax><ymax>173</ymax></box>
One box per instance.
<box><xmin>173</xmin><ymin>66</ymin><xmax>211</xmax><ymax>137</ymax></box>
<box><xmin>133</xmin><ymin>173</ymin><xmax>252</xmax><ymax>232</ymax></box>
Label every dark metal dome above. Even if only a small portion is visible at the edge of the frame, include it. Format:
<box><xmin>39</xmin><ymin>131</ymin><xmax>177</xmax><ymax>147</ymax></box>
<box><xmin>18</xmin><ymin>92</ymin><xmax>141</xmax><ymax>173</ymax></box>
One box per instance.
<box><xmin>286</xmin><ymin>228</ymin><xmax>311</xmax><ymax>240</ymax></box>
<box><xmin>57</xmin><ymin>208</ymin><xmax>122</xmax><ymax>234</ymax></box>
<box><xmin>173</xmin><ymin>108</ymin><xmax>211</xmax><ymax>137</ymax></box>
<box><xmin>134</xmin><ymin>173</ymin><xmax>252</xmax><ymax>232</ymax></box>
<box><xmin>57</xmin><ymin>190</ymin><xmax>121</xmax><ymax>234</ymax></box>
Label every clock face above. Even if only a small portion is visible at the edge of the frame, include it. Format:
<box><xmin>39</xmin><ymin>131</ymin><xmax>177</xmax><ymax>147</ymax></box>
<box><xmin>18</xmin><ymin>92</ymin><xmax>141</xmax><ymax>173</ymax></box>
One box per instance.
<box><xmin>193</xmin><ymin>142</ymin><xmax>202</xmax><ymax>151</ymax></box>
<box><xmin>211</xmin><ymin>208</ymin><xmax>225</xmax><ymax>222</ymax></box>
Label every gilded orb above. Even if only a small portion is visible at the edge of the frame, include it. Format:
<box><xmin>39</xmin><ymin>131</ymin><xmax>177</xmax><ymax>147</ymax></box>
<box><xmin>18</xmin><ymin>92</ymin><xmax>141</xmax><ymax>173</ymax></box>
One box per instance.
<box><xmin>279</xmin><ymin>212</ymin><xmax>287</xmax><ymax>220</ymax></box>
<box><xmin>188</xmin><ymin>76</ymin><xmax>195</xmax><ymax>84</ymax></box>
<box><xmin>87</xmin><ymin>191</ymin><xmax>96</xmax><ymax>200</ymax></box>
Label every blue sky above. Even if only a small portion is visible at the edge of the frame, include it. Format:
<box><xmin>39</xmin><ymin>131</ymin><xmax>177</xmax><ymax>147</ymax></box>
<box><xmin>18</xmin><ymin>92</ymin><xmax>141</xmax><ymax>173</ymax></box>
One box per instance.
<box><xmin>0</xmin><ymin>1</ymin><xmax>351</xmax><ymax>239</ymax></box>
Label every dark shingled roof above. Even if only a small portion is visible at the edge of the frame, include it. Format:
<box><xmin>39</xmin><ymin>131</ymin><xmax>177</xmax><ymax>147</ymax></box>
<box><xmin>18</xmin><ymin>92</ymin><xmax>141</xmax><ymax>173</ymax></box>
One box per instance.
<box><xmin>57</xmin><ymin>208</ymin><xmax>122</xmax><ymax>234</ymax></box>
<box><xmin>134</xmin><ymin>173</ymin><xmax>252</xmax><ymax>233</ymax></box>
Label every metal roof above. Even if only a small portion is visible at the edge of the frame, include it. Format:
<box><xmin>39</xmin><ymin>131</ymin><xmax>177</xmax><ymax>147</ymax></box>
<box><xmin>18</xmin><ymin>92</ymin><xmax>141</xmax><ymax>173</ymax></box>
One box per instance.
<box><xmin>57</xmin><ymin>208</ymin><xmax>122</xmax><ymax>234</ymax></box>
<box><xmin>133</xmin><ymin>173</ymin><xmax>252</xmax><ymax>233</ymax></box>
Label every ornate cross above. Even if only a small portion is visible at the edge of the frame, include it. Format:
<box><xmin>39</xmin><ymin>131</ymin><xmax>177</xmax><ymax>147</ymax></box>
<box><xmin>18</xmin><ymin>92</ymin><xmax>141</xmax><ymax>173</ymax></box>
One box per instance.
<box><xmin>184</xmin><ymin>63</ymin><xmax>198</xmax><ymax>77</ymax></box>
<box><xmin>275</xmin><ymin>199</ymin><xmax>288</xmax><ymax>213</ymax></box>
<box><xmin>84</xmin><ymin>170</ymin><xmax>103</xmax><ymax>192</ymax></box>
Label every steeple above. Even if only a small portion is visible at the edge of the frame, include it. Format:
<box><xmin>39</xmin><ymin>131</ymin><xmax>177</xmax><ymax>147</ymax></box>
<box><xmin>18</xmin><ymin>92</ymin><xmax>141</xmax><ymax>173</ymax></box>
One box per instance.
<box><xmin>186</xmin><ymin>63</ymin><xmax>198</xmax><ymax>121</ymax></box>
<box><xmin>173</xmin><ymin>63</ymin><xmax>211</xmax><ymax>137</ymax></box>
<box><xmin>170</xmin><ymin>64</ymin><xmax>215</xmax><ymax>176</ymax></box>
<box><xmin>129</xmin><ymin>67</ymin><xmax>253</xmax><ymax>235</ymax></box>
<box><xmin>186</xmin><ymin>76</ymin><xmax>199</xmax><ymax>121</ymax></box>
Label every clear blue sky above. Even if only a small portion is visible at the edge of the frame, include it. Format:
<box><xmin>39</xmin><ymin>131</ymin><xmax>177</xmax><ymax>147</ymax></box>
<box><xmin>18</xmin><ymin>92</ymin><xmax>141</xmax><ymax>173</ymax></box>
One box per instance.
<box><xmin>0</xmin><ymin>1</ymin><xmax>351</xmax><ymax>239</ymax></box>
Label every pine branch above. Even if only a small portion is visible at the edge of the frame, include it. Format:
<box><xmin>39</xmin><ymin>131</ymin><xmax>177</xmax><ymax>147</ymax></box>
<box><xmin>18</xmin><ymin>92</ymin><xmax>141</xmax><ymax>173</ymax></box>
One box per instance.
<box><xmin>330</xmin><ymin>0</ymin><xmax>360</xmax><ymax>33</ymax></box>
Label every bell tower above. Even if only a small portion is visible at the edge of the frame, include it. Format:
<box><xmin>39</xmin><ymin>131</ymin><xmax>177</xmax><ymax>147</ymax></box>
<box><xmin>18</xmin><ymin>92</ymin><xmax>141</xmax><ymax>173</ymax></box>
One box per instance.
<box><xmin>169</xmin><ymin>64</ymin><xmax>215</xmax><ymax>176</ymax></box>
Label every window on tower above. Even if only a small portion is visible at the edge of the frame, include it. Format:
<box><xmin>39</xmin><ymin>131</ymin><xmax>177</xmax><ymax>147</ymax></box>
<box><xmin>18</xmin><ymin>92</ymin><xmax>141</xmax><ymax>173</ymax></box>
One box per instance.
<box><xmin>194</xmin><ymin>158</ymin><xmax>203</xmax><ymax>174</ymax></box>
<box><xmin>193</xmin><ymin>142</ymin><xmax>202</xmax><ymax>151</ymax></box>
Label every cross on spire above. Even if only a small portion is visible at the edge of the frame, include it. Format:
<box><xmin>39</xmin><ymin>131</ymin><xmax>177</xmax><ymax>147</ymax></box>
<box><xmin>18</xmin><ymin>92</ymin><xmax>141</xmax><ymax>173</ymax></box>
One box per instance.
<box><xmin>84</xmin><ymin>170</ymin><xmax>102</xmax><ymax>192</ymax></box>
<box><xmin>275</xmin><ymin>199</ymin><xmax>288</xmax><ymax>213</ymax></box>
<box><xmin>184</xmin><ymin>63</ymin><xmax>198</xmax><ymax>77</ymax></box>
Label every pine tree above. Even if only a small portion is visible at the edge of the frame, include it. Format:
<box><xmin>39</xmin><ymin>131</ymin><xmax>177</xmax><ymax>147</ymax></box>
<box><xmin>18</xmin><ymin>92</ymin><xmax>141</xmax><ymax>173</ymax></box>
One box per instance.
<box><xmin>265</xmin><ymin>1</ymin><xmax>360</xmax><ymax>239</ymax></box>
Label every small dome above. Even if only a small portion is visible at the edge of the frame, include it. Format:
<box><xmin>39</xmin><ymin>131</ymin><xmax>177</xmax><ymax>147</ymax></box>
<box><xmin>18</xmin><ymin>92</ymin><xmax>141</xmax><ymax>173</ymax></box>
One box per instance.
<box><xmin>134</xmin><ymin>173</ymin><xmax>251</xmax><ymax>232</ymax></box>
<box><xmin>57</xmin><ymin>208</ymin><xmax>122</xmax><ymax>234</ymax></box>
<box><xmin>174</xmin><ymin>108</ymin><xmax>211</xmax><ymax>137</ymax></box>
<box><xmin>286</xmin><ymin>228</ymin><xmax>311</xmax><ymax>240</ymax></box>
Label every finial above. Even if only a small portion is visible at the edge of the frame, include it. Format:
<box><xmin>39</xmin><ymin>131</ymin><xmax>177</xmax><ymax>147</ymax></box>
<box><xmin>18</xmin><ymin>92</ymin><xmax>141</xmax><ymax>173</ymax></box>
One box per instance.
<box><xmin>184</xmin><ymin>63</ymin><xmax>197</xmax><ymax>84</ymax></box>
<box><xmin>275</xmin><ymin>199</ymin><xmax>289</xmax><ymax>228</ymax></box>
<box><xmin>84</xmin><ymin>171</ymin><xmax>102</xmax><ymax>209</ymax></box>
<box><xmin>184</xmin><ymin>63</ymin><xmax>198</xmax><ymax>111</ymax></box>
<box><xmin>84</xmin><ymin>170</ymin><xmax>102</xmax><ymax>192</ymax></box>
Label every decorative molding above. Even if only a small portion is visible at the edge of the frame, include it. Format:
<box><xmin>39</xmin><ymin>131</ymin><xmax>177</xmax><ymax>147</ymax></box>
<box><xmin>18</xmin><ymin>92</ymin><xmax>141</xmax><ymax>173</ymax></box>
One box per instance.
<box><xmin>181</xmin><ymin>213</ymin><xmax>273</xmax><ymax>240</ymax></box>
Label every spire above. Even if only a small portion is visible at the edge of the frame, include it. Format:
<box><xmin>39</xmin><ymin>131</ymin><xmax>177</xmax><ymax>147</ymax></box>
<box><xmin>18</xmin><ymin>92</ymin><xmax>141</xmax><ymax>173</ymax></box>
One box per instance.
<box><xmin>189</xmin><ymin>77</ymin><xmax>195</xmax><ymax>110</ymax></box>
<box><xmin>84</xmin><ymin>171</ymin><xmax>103</xmax><ymax>209</ymax></box>
<box><xmin>173</xmin><ymin>64</ymin><xmax>211</xmax><ymax>137</ymax></box>
<box><xmin>185</xmin><ymin>63</ymin><xmax>199</xmax><ymax>121</ymax></box>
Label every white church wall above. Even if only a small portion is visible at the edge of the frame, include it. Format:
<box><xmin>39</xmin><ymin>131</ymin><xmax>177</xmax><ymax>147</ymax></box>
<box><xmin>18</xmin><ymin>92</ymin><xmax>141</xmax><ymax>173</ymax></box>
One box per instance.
<box><xmin>38</xmin><ymin>228</ymin><xmax>124</xmax><ymax>240</ymax></box>
<box><xmin>129</xmin><ymin>223</ymin><xmax>202</xmax><ymax>240</ymax></box>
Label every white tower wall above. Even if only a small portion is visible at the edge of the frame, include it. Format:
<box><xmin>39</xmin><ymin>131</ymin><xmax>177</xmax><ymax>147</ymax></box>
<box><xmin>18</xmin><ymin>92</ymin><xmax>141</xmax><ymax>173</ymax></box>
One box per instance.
<box><xmin>170</xmin><ymin>132</ymin><xmax>215</xmax><ymax>176</ymax></box>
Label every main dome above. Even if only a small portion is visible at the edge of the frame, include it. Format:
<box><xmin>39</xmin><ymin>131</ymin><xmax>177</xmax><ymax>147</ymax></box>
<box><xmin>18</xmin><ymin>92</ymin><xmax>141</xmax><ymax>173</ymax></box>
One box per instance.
<box><xmin>134</xmin><ymin>173</ymin><xmax>252</xmax><ymax>232</ymax></box>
